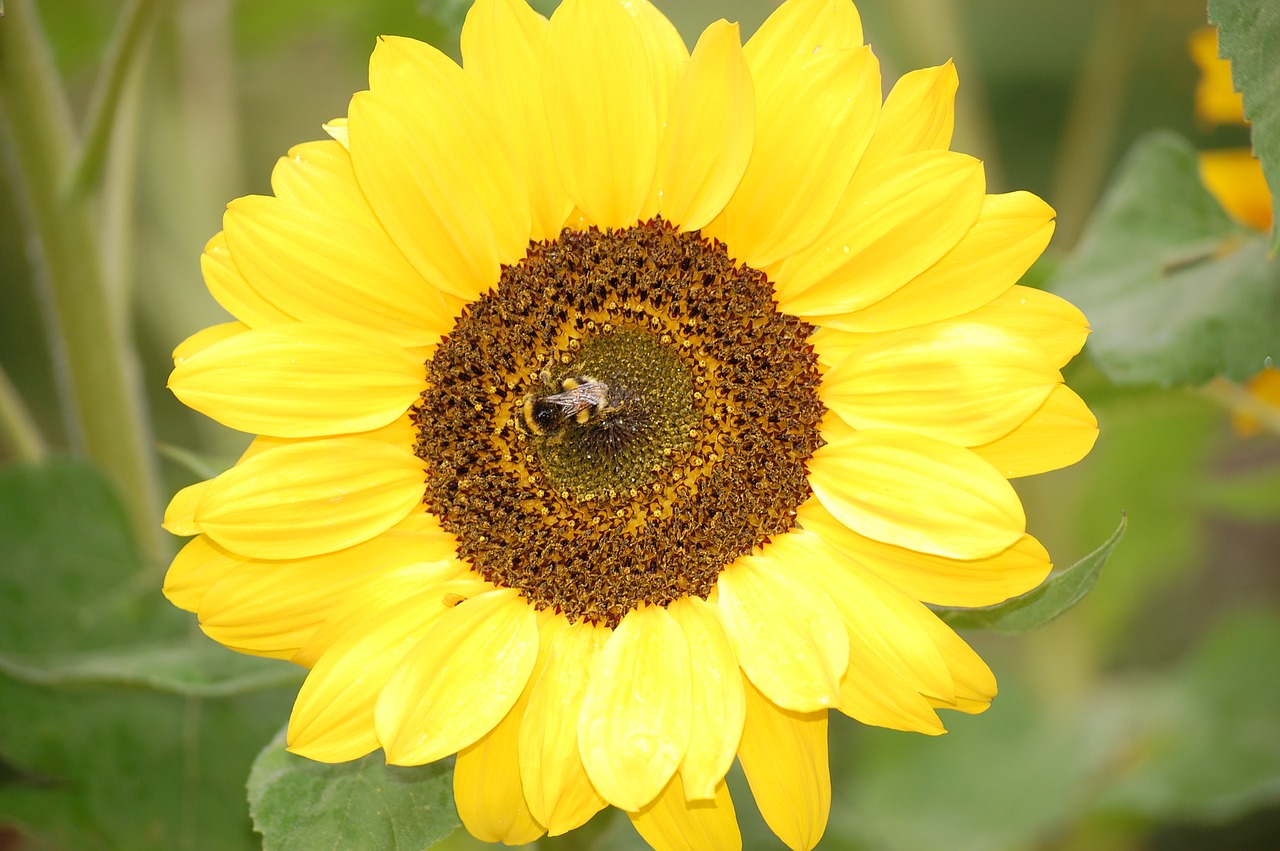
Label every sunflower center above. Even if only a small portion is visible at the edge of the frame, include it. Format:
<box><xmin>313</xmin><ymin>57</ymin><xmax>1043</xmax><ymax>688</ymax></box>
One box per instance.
<box><xmin>413</xmin><ymin>219</ymin><xmax>825</xmax><ymax>627</ymax></box>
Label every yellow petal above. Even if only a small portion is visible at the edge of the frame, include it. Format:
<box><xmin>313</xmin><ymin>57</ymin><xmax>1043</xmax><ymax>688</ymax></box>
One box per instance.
<box><xmin>162</xmin><ymin>479</ymin><xmax>210</xmax><ymax>537</ymax></box>
<box><xmin>519</xmin><ymin>620</ymin><xmax>609</xmax><ymax>835</ymax></box>
<box><xmin>198</xmin><ymin>531</ymin><xmax>458</xmax><ymax>662</ymax></box>
<box><xmin>654</xmin><ymin>20</ymin><xmax>754</xmax><ymax>231</ymax></box>
<box><xmin>201</xmin><ymin>232</ymin><xmax>293</xmax><ymax>327</ymax></box>
<box><xmin>238</xmin><ymin>410</ymin><xmax>420</xmax><ymax>466</ymax></box>
<box><xmin>168</xmin><ymin>322</ymin><xmax>423</xmax><ymax>438</ymax></box>
<box><xmin>958</xmin><ymin>284</ymin><xmax>1089</xmax><ymax>368</ymax></box>
<box><xmin>625</xmin><ymin>0</ymin><xmax>692</xmax><ymax>223</ymax></box>
<box><xmin>793</xmin><ymin>527</ymin><xmax>949</xmax><ymax>734</ymax></box>
<box><xmin>971</xmin><ymin>383</ymin><xmax>1099</xmax><ymax>478</ymax></box>
<box><xmin>809</xmin><ymin>430</ymin><xmax>1025</xmax><ymax>559</ymax></box>
<box><xmin>775</xmin><ymin>151</ymin><xmax>985</xmax><ymax>316</ymax></box>
<box><xmin>579</xmin><ymin>604</ymin><xmax>692</xmax><ymax>811</ymax></box>
<box><xmin>737</xmin><ymin>679</ymin><xmax>829</xmax><ymax>851</ymax></box>
<box><xmin>716</xmin><ymin>546</ymin><xmax>848</xmax><ymax>712</ymax></box>
<box><xmin>802</xmin><ymin>537</ymin><xmax>952</xmax><ymax>734</ymax></box>
<box><xmin>171</xmin><ymin>321</ymin><xmax>246</xmax><ymax>366</ymax></box>
<box><xmin>819</xmin><ymin>321</ymin><xmax>1060</xmax><ymax>446</ymax></box>
<box><xmin>201</xmin><ymin>568</ymin><xmax>342</xmax><ymax>661</ymax></box>
<box><xmin>287</xmin><ymin>571</ymin><xmax>478</xmax><ymax>761</ymax></box>
<box><xmin>292</xmin><ymin>558</ymin><xmax>473</xmax><ymax>667</ymax></box>
<box><xmin>322</xmin><ymin>117</ymin><xmax>349</xmax><ymax>148</ymax></box>
<box><xmin>782</xmin><ymin>520</ymin><xmax>946</xmax><ymax>734</ymax></box>
<box><xmin>765</xmin><ymin>528</ymin><xmax>953</xmax><ymax>729</ymax></box>
<box><xmin>222</xmin><ymin>189</ymin><xmax>458</xmax><ymax>347</ymax></box>
<box><xmin>269</xmin><ymin>139</ymin><xmax>366</xmax><ymax>211</ymax></box>
<box><xmin>455</xmin><ymin>714</ymin><xmax>547</xmax><ymax>845</ymax></box>
<box><xmin>783</xmin><ymin>530</ymin><xmax>955</xmax><ymax>700</ymax></box>
<box><xmin>799</xmin><ymin>499</ymin><xmax>1053</xmax><ymax>607</ymax></box>
<box><xmin>350</xmin><ymin>36</ymin><xmax>530</xmax><ymax>301</ymax></box>
<box><xmin>914</xmin><ymin>608</ymin><xmax>997</xmax><ymax>713</ymax></box>
<box><xmin>195</xmin><ymin>437</ymin><xmax>424</xmax><ymax>560</ymax></box>
<box><xmin>718</xmin><ymin>45</ymin><xmax>881</xmax><ymax>268</ymax></box>
<box><xmin>163</xmin><ymin>535</ymin><xmax>243</xmax><ymax>613</ymax></box>
<box><xmin>454</xmin><ymin>613</ymin><xmax>565</xmax><ymax>846</ymax></box>
<box><xmin>808</xmin><ymin>325</ymin><xmax>871</xmax><ymax>370</ymax></box>
<box><xmin>857</xmin><ymin>61</ymin><xmax>958</xmax><ymax>172</ymax></box>
<box><xmin>743</xmin><ymin>0</ymin><xmax>863</xmax><ymax>105</ymax></box>
<box><xmin>822</xmin><ymin>191</ymin><xmax>1056</xmax><ymax>333</ymax></box>
<box><xmin>624</xmin><ymin>0</ymin><xmax>689</xmax><ymax>89</ymax></box>
<box><xmin>667</xmin><ymin>597</ymin><xmax>745</xmax><ymax>801</ymax></box>
<box><xmin>460</xmin><ymin>0</ymin><xmax>572</xmax><ymax>241</ymax></box>
<box><xmin>629</xmin><ymin>774</ymin><xmax>740</xmax><ymax>851</ymax></box>
<box><xmin>839</xmin><ymin>639</ymin><xmax>946</xmax><ymax>734</ymax></box>
<box><xmin>544</xmin><ymin>0</ymin><xmax>662</xmax><ymax>227</ymax></box>
<box><xmin>378</xmin><ymin>588</ymin><xmax>540</xmax><ymax>765</ymax></box>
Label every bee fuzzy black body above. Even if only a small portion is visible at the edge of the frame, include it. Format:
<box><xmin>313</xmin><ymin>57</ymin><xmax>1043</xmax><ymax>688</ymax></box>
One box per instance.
<box><xmin>521</xmin><ymin>375</ymin><xmax>619</xmax><ymax>438</ymax></box>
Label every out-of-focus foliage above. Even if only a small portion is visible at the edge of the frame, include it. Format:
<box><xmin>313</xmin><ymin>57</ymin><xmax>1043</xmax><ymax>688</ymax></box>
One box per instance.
<box><xmin>0</xmin><ymin>459</ymin><xmax>298</xmax><ymax>850</ymax></box>
<box><xmin>1051</xmin><ymin>131</ymin><xmax>1278</xmax><ymax>387</ymax></box>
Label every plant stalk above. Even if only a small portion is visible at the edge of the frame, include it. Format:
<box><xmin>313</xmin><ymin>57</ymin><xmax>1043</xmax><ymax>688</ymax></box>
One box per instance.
<box><xmin>0</xmin><ymin>0</ymin><xmax>164</xmax><ymax>559</ymax></box>
<box><xmin>0</xmin><ymin>365</ymin><xmax>48</xmax><ymax>463</ymax></box>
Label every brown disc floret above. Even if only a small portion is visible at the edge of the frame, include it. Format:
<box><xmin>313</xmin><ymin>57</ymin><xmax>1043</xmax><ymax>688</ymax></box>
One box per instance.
<box><xmin>414</xmin><ymin>218</ymin><xmax>825</xmax><ymax>627</ymax></box>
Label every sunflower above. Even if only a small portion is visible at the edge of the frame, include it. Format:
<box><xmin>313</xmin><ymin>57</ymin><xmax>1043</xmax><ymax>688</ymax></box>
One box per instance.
<box><xmin>162</xmin><ymin>0</ymin><xmax>1097</xmax><ymax>848</ymax></box>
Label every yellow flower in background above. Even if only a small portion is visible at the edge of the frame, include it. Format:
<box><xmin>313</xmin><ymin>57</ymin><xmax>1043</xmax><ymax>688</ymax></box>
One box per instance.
<box><xmin>1189</xmin><ymin>26</ymin><xmax>1273</xmax><ymax>233</ymax></box>
<box><xmin>1190</xmin><ymin>26</ymin><xmax>1277</xmax><ymax>436</ymax></box>
<box><xmin>162</xmin><ymin>0</ymin><xmax>1097</xmax><ymax>848</ymax></box>
<box><xmin>1189</xmin><ymin>26</ymin><xmax>1246</xmax><ymax>128</ymax></box>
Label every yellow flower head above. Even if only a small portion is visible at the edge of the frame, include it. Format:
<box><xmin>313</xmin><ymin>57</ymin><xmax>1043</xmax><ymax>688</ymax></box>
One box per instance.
<box><xmin>1189</xmin><ymin>26</ymin><xmax>1247</xmax><ymax>128</ymax></box>
<box><xmin>163</xmin><ymin>1</ymin><xmax>1098</xmax><ymax>848</ymax></box>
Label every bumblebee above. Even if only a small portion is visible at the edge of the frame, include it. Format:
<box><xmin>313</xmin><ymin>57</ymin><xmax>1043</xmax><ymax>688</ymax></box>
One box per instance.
<box><xmin>521</xmin><ymin>374</ymin><xmax>618</xmax><ymax>437</ymax></box>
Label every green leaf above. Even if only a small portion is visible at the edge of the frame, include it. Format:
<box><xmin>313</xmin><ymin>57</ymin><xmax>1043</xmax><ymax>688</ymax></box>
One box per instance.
<box><xmin>0</xmin><ymin>456</ymin><xmax>294</xmax><ymax>696</ymax></box>
<box><xmin>0</xmin><ymin>457</ymin><xmax>172</xmax><ymax>655</ymax></box>
<box><xmin>0</xmin><ymin>458</ymin><xmax>296</xmax><ymax>849</ymax></box>
<box><xmin>1210</xmin><ymin>0</ymin><xmax>1280</xmax><ymax>253</ymax></box>
<box><xmin>248</xmin><ymin>730</ymin><xmax>459</xmax><ymax>851</ymax></box>
<box><xmin>938</xmin><ymin>515</ymin><xmax>1126</xmax><ymax>633</ymax></box>
<box><xmin>1049</xmin><ymin>131</ymin><xmax>1280</xmax><ymax>386</ymax></box>
<box><xmin>0</xmin><ymin>639</ymin><xmax>302</xmax><ymax>698</ymax></box>
<box><xmin>1050</xmin><ymin>130</ymin><xmax>1280</xmax><ymax>387</ymax></box>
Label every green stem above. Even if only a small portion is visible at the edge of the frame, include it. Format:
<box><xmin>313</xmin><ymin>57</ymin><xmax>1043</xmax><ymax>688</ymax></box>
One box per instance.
<box><xmin>65</xmin><ymin>0</ymin><xmax>167</xmax><ymax>197</ymax></box>
<box><xmin>1049</xmin><ymin>0</ymin><xmax>1155</xmax><ymax>248</ymax></box>
<box><xmin>0</xmin><ymin>0</ymin><xmax>164</xmax><ymax>560</ymax></box>
<box><xmin>0</xmin><ymin>364</ymin><xmax>48</xmax><ymax>463</ymax></box>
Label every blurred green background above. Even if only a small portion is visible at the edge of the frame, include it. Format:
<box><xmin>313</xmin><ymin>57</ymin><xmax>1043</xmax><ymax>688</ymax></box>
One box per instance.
<box><xmin>1</xmin><ymin>0</ymin><xmax>1277</xmax><ymax>849</ymax></box>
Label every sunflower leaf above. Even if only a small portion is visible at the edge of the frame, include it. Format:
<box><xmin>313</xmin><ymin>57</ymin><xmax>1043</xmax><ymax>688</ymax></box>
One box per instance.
<box><xmin>248</xmin><ymin>729</ymin><xmax>459</xmax><ymax>851</ymax></box>
<box><xmin>0</xmin><ymin>640</ymin><xmax>302</xmax><ymax>698</ymax></box>
<box><xmin>937</xmin><ymin>515</ymin><xmax>1126</xmax><ymax>634</ymax></box>
<box><xmin>1050</xmin><ymin>130</ymin><xmax>1280</xmax><ymax>386</ymax></box>
<box><xmin>0</xmin><ymin>457</ymin><xmax>294</xmax><ymax>850</ymax></box>
<box><xmin>1210</xmin><ymin>0</ymin><xmax>1280</xmax><ymax>254</ymax></box>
